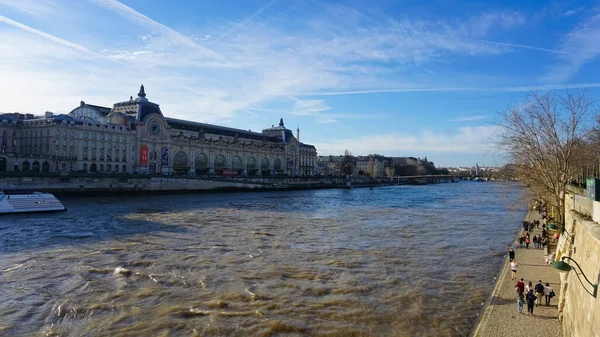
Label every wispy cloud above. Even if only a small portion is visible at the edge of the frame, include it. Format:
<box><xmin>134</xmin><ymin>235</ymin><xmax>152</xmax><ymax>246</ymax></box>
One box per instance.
<box><xmin>212</xmin><ymin>0</ymin><xmax>278</xmax><ymax>43</ymax></box>
<box><xmin>450</xmin><ymin>115</ymin><xmax>488</xmax><ymax>122</ymax></box>
<box><xmin>313</xmin><ymin>126</ymin><xmax>499</xmax><ymax>155</ymax></box>
<box><xmin>0</xmin><ymin>1</ymin><xmax>567</xmax><ymax>128</ymax></box>
<box><xmin>298</xmin><ymin>82</ymin><xmax>600</xmax><ymax>96</ymax></box>
<box><xmin>0</xmin><ymin>15</ymin><xmax>98</xmax><ymax>56</ymax></box>
<box><xmin>543</xmin><ymin>13</ymin><xmax>600</xmax><ymax>83</ymax></box>
<box><xmin>477</xmin><ymin>40</ymin><xmax>569</xmax><ymax>55</ymax></box>
<box><xmin>564</xmin><ymin>7</ymin><xmax>585</xmax><ymax>17</ymax></box>
<box><xmin>89</xmin><ymin>0</ymin><xmax>223</xmax><ymax>60</ymax></box>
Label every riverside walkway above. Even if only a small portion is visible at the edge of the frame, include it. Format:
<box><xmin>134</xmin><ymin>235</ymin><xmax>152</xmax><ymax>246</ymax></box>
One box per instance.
<box><xmin>472</xmin><ymin>211</ymin><xmax>562</xmax><ymax>337</ymax></box>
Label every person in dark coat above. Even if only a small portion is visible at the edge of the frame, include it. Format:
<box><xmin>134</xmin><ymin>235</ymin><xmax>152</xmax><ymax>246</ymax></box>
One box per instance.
<box><xmin>526</xmin><ymin>289</ymin><xmax>537</xmax><ymax>315</ymax></box>
<box><xmin>509</xmin><ymin>247</ymin><xmax>515</xmax><ymax>262</ymax></box>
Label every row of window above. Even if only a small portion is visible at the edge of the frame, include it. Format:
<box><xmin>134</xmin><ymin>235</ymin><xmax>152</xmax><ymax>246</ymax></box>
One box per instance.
<box><xmin>8</xmin><ymin>160</ymin><xmax>128</xmax><ymax>173</ymax></box>
<box><xmin>5</xmin><ymin>128</ymin><xmax>130</xmax><ymax>142</ymax></box>
<box><xmin>172</xmin><ymin>152</ymin><xmax>287</xmax><ymax>170</ymax></box>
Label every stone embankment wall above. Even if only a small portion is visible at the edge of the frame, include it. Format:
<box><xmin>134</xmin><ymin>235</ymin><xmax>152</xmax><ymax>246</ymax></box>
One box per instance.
<box><xmin>0</xmin><ymin>175</ymin><xmax>395</xmax><ymax>195</ymax></box>
<box><xmin>556</xmin><ymin>194</ymin><xmax>600</xmax><ymax>337</ymax></box>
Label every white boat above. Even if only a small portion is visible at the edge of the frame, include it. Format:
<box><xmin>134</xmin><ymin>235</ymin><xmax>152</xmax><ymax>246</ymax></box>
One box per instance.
<box><xmin>0</xmin><ymin>192</ymin><xmax>66</xmax><ymax>214</ymax></box>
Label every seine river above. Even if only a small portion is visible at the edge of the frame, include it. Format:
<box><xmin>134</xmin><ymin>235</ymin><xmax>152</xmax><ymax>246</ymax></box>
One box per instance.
<box><xmin>0</xmin><ymin>182</ymin><xmax>525</xmax><ymax>336</ymax></box>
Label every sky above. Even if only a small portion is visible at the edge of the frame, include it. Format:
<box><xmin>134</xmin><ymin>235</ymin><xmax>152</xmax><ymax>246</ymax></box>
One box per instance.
<box><xmin>2</xmin><ymin>0</ymin><xmax>600</xmax><ymax>167</ymax></box>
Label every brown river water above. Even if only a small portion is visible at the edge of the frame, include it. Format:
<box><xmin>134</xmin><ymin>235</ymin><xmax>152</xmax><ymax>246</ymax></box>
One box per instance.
<box><xmin>0</xmin><ymin>182</ymin><xmax>525</xmax><ymax>336</ymax></box>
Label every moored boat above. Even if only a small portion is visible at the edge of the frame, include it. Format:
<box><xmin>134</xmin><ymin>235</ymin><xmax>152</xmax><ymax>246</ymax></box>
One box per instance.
<box><xmin>0</xmin><ymin>192</ymin><xmax>66</xmax><ymax>214</ymax></box>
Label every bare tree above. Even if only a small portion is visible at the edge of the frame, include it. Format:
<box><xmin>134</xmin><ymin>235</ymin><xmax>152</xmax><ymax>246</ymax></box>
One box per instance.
<box><xmin>339</xmin><ymin>149</ymin><xmax>355</xmax><ymax>177</ymax></box>
<box><xmin>367</xmin><ymin>157</ymin><xmax>375</xmax><ymax>177</ymax></box>
<box><xmin>385</xmin><ymin>166</ymin><xmax>396</xmax><ymax>178</ymax></box>
<box><xmin>496</xmin><ymin>90</ymin><xmax>597</xmax><ymax>225</ymax></box>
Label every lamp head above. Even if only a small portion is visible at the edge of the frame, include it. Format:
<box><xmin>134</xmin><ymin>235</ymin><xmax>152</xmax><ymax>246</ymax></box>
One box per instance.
<box><xmin>551</xmin><ymin>260</ymin><xmax>573</xmax><ymax>272</ymax></box>
<box><xmin>548</xmin><ymin>223</ymin><xmax>559</xmax><ymax>230</ymax></box>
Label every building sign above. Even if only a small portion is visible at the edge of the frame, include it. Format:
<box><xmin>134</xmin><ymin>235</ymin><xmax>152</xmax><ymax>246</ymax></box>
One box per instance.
<box><xmin>140</xmin><ymin>145</ymin><xmax>149</xmax><ymax>166</ymax></box>
<box><xmin>161</xmin><ymin>148</ymin><xmax>169</xmax><ymax>166</ymax></box>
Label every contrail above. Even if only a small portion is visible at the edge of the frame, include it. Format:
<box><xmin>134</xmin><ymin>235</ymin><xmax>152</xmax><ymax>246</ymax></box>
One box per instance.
<box><xmin>212</xmin><ymin>0</ymin><xmax>278</xmax><ymax>43</ymax></box>
<box><xmin>0</xmin><ymin>15</ymin><xmax>99</xmax><ymax>56</ymax></box>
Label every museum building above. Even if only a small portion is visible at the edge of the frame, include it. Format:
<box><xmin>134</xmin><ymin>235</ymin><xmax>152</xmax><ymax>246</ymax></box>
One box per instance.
<box><xmin>0</xmin><ymin>85</ymin><xmax>317</xmax><ymax>176</ymax></box>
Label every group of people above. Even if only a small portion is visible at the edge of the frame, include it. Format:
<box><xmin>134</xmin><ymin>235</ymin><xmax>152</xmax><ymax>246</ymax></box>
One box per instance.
<box><xmin>519</xmin><ymin>217</ymin><xmax>555</xmax><ymax>249</ymax></box>
<box><xmin>509</xmin><ymin>237</ymin><xmax>556</xmax><ymax>316</ymax></box>
<box><xmin>514</xmin><ymin>278</ymin><xmax>555</xmax><ymax>315</ymax></box>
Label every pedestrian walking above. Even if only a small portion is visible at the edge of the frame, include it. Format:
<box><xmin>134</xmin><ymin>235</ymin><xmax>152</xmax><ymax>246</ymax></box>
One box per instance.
<box><xmin>517</xmin><ymin>291</ymin><xmax>524</xmax><ymax>313</ymax></box>
<box><xmin>519</xmin><ymin>236</ymin><xmax>524</xmax><ymax>247</ymax></box>
<box><xmin>533</xmin><ymin>235</ymin><xmax>538</xmax><ymax>249</ymax></box>
<box><xmin>510</xmin><ymin>260</ymin><xmax>518</xmax><ymax>280</ymax></box>
<box><xmin>535</xmin><ymin>280</ymin><xmax>545</xmax><ymax>306</ymax></box>
<box><xmin>526</xmin><ymin>281</ymin><xmax>533</xmax><ymax>294</ymax></box>
<box><xmin>526</xmin><ymin>290</ymin><xmax>536</xmax><ymax>315</ymax></box>
<box><xmin>544</xmin><ymin>283</ymin><xmax>555</xmax><ymax>306</ymax></box>
<box><xmin>508</xmin><ymin>247</ymin><xmax>515</xmax><ymax>262</ymax></box>
<box><xmin>515</xmin><ymin>278</ymin><xmax>525</xmax><ymax>295</ymax></box>
<box><xmin>525</xmin><ymin>236</ymin><xmax>530</xmax><ymax>249</ymax></box>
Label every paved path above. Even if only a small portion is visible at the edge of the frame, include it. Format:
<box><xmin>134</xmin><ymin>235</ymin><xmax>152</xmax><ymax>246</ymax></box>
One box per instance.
<box><xmin>472</xmin><ymin>210</ymin><xmax>563</xmax><ymax>337</ymax></box>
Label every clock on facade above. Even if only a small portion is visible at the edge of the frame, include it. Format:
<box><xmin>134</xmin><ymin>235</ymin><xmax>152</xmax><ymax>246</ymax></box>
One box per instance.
<box><xmin>149</xmin><ymin>122</ymin><xmax>160</xmax><ymax>134</ymax></box>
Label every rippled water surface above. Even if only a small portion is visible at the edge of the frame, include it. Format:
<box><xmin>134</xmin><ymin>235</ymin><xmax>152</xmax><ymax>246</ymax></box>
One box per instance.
<box><xmin>0</xmin><ymin>182</ymin><xmax>525</xmax><ymax>336</ymax></box>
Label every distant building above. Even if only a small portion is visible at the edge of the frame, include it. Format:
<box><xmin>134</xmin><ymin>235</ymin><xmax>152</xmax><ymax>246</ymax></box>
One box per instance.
<box><xmin>0</xmin><ymin>85</ymin><xmax>317</xmax><ymax>175</ymax></box>
<box><xmin>356</xmin><ymin>155</ymin><xmax>386</xmax><ymax>177</ymax></box>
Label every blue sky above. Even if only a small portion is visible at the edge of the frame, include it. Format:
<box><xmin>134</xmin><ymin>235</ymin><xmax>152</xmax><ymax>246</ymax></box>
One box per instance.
<box><xmin>2</xmin><ymin>0</ymin><xmax>600</xmax><ymax>166</ymax></box>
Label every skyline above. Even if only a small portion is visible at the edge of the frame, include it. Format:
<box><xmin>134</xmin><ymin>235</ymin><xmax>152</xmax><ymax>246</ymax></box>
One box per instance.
<box><xmin>2</xmin><ymin>1</ymin><xmax>600</xmax><ymax>166</ymax></box>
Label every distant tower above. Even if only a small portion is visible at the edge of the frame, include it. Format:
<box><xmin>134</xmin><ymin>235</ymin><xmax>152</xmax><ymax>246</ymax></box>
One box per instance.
<box><xmin>138</xmin><ymin>84</ymin><xmax>146</xmax><ymax>98</ymax></box>
<box><xmin>279</xmin><ymin>117</ymin><xmax>284</xmax><ymax>127</ymax></box>
<box><xmin>297</xmin><ymin>126</ymin><xmax>300</xmax><ymax>142</ymax></box>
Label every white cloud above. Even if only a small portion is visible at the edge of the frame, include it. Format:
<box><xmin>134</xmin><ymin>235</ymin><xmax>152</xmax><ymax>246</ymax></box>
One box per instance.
<box><xmin>0</xmin><ymin>1</ymin><xmax>553</xmax><ymax>128</ymax></box>
<box><xmin>450</xmin><ymin>115</ymin><xmax>488</xmax><ymax>122</ymax></box>
<box><xmin>313</xmin><ymin>126</ymin><xmax>499</xmax><ymax>155</ymax></box>
<box><xmin>564</xmin><ymin>7</ymin><xmax>585</xmax><ymax>17</ymax></box>
<box><xmin>0</xmin><ymin>15</ymin><xmax>98</xmax><ymax>56</ymax></box>
<box><xmin>543</xmin><ymin>13</ymin><xmax>600</xmax><ymax>83</ymax></box>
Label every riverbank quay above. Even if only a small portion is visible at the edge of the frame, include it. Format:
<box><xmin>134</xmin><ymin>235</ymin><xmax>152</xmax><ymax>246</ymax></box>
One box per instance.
<box><xmin>0</xmin><ymin>173</ymin><xmax>468</xmax><ymax>196</ymax></box>
<box><xmin>471</xmin><ymin>210</ymin><xmax>562</xmax><ymax>337</ymax></box>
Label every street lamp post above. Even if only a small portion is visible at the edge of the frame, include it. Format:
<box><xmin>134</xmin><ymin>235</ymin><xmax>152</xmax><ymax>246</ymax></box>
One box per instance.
<box><xmin>552</xmin><ymin>256</ymin><xmax>598</xmax><ymax>298</ymax></box>
<box><xmin>548</xmin><ymin>223</ymin><xmax>575</xmax><ymax>244</ymax></box>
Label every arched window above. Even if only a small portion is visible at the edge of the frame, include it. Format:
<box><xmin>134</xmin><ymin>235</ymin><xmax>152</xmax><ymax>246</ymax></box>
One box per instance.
<box><xmin>42</xmin><ymin>161</ymin><xmax>49</xmax><ymax>172</ymax></box>
<box><xmin>261</xmin><ymin>157</ymin><xmax>269</xmax><ymax>170</ymax></box>
<box><xmin>273</xmin><ymin>158</ymin><xmax>282</xmax><ymax>171</ymax></box>
<box><xmin>247</xmin><ymin>157</ymin><xmax>257</xmax><ymax>170</ymax></box>
<box><xmin>22</xmin><ymin>161</ymin><xmax>30</xmax><ymax>171</ymax></box>
<box><xmin>107</xmin><ymin>164</ymin><xmax>112</xmax><ymax>172</ymax></box>
<box><xmin>90</xmin><ymin>163</ymin><xmax>97</xmax><ymax>172</ymax></box>
<box><xmin>61</xmin><ymin>163</ymin><xmax>67</xmax><ymax>171</ymax></box>
<box><xmin>32</xmin><ymin>161</ymin><xmax>40</xmax><ymax>172</ymax></box>
<box><xmin>83</xmin><ymin>163</ymin><xmax>88</xmax><ymax>171</ymax></box>
<box><xmin>174</xmin><ymin>151</ymin><xmax>188</xmax><ymax>167</ymax></box>
<box><xmin>115</xmin><ymin>165</ymin><xmax>119</xmax><ymax>173</ymax></box>
<box><xmin>195</xmin><ymin>153</ymin><xmax>208</xmax><ymax>169</ymax></box>
<box><xmin>232</xmin><ymin>156</ymin><xmax>242</xmax><ymax>170</ymax></box>
<box><xmin>214</xmin><ymin>154</ymin><xmax>226</xmax><ymax>170</ymax></box>
<box><xmin>0</xmin><ymin>157</ymin><xmax>6</xmax><ymax>172</ymax></box>
<box><xmin>122</xmin><ymin>164</ymin><xmax>126</xmax><ymax>173</ymax></box>
<box><xmin>99</xmin><ymin>164</ymin><xmax>104</xmax><ymax>172</ymax></box>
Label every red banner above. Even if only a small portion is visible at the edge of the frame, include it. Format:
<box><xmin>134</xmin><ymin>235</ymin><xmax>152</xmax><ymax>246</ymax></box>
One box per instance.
<box><xmin>140</xmin><ymin>145</ymin><xmax>148</xmax><ymax>166</ymax></box>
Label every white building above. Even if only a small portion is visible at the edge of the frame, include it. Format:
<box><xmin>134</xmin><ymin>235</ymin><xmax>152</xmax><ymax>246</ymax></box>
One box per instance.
<box><xmin>0</xmin><ymin>85</ymin><xmax>317</xmax><ymax>176</ymax></box>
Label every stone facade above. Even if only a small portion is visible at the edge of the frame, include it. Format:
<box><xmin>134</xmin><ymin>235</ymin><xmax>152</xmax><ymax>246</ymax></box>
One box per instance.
<box><xmin>0</xmin><ymin>86</ymin><xmax>317</xmax><ymax>176</ymax></box>
<box><xmin>355</xmin><ymin>155</ymin><xmax>386</xmax><ymax>177</ymax></box>
<box><xmin>556</xmin><ymin>194</ymin><xmax>600</xmax><ymax>337</ymax></box>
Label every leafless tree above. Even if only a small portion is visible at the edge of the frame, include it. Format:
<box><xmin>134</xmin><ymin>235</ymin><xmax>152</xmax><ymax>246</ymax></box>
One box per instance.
<box><xmin>496</xmin><ymin>90</ymin><xmax>598</xmax><ymax>224</ymax></box>
<box><xmin>367</xmin><ymin>157</ymin><xmax>375</xmax><ymax>177</ymax></box>
<box><xmin>339</xmin><ymin>149</ymin><xmax>355</xmax><ymax>177</ymax></box>
<box><xmin>385</xmin><ymin>166</ymin><xmax>396</xmax><ymax>178</ymax></box>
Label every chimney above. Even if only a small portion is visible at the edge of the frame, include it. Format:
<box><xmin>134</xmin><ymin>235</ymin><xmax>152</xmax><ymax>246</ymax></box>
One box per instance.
<box><xmin>297</xmin><ymin>127</ymin><xmax>300</xmax><ymax>142</ymax></box>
